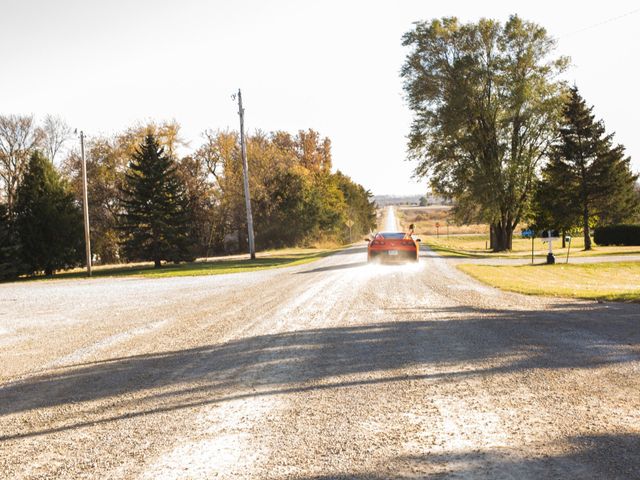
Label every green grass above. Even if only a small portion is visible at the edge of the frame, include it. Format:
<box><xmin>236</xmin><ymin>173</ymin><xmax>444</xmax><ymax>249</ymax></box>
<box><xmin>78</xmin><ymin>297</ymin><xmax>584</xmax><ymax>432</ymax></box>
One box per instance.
<box><xmin>425</xmin><ymin>234</ymin><xmax>640</xmax><ymax>259</ymax></box>
<box><xmin>458</xmin><ymin>261</ymin><xmax>640</xmax><ymax>302</ymax></box>
<box><xmin>421</xmin><ymin>240</ymin><xmax>485</xmax><ymax>258</ymax></box>
<box><xmin>17</xmin><ymin>248</ymin><xmax>337</xmax><ymax>282</ymax></box>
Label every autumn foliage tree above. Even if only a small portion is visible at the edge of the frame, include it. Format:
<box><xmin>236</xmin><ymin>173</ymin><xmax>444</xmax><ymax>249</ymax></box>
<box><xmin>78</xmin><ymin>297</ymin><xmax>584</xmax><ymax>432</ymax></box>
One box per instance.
<box><xmin>0</xmin><ymin>117</ymin><xmax>375</xmax><ymax>279</ymax></box>
<box><xmin>197</xmin><ymin>128</ymin><xmax>375</xmax><ymax>251</ymax></box>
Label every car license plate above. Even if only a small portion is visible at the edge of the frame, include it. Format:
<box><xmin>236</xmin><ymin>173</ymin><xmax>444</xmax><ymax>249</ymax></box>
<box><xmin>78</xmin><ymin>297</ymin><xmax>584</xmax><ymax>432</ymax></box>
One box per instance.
<box><xmin>388</xmin><ymin>250</ymin><xmax>398</xmax><ymax>255</ymax></box>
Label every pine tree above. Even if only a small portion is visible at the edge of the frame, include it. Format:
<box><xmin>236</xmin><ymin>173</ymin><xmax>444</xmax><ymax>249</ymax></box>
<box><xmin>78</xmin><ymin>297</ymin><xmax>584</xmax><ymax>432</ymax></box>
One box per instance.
<box><xmin>120</xmin><ymin>134</ymin><xmax>192</xmax><ymax>267</ymax></box>
<box><xmin>543</xmin><ymin>87</ymin><xmax>639</xmax><ymax>250</ymax></box>
<box><xmin>531</xmin><ymin>155</ymin><xmax>581</xmax><ymax>247</ymax></box>
<box><xmin>0</xmin><ymin>203</ymin><xmax>23</xmax><ymax>280</ymax></box>
<box><xmin>14</xmin><ymin>151</ymin><xmax>84</xmax><ymax>276</ymax></box>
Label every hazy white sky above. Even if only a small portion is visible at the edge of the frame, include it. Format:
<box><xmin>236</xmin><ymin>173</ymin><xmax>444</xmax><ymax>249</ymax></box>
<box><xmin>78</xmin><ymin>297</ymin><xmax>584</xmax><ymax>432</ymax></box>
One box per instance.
<box><xmin>1</xmin><ymin>0</ymin><xmax>638</xmax><ymax>195</ymax></box>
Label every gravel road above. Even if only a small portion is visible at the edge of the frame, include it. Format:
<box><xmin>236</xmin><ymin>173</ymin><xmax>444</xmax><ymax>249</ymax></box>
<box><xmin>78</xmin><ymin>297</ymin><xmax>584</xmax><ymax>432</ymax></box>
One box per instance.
<box><xmin>1</xmin><ymin>219</ymin><xmax>640</xmax><ymax>478</ymax></box>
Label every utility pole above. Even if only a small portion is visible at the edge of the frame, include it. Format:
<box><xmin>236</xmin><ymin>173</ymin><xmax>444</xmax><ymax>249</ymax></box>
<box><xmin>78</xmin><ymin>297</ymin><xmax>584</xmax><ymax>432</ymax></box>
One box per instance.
<box><xmin>235</xmin><ymin>89</ymin><xmax>256</xmax><ymax>259</ymax></box>
<box><xmin>79</xmin><ymin>131</ymin><xmax>92</xmax><ymax>276</ymax></box>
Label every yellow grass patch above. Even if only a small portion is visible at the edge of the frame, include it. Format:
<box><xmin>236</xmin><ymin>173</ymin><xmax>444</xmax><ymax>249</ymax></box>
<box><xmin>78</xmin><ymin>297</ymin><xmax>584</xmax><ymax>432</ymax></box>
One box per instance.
<box><xmin>395</xmin><ymin>206</ymin><xmax>489</xmax><ymax>235</ymax></box>
<box><xmin>459</xmin><ymin>262</ymin><xmax>640</xmax><ymax>302</ymax></box>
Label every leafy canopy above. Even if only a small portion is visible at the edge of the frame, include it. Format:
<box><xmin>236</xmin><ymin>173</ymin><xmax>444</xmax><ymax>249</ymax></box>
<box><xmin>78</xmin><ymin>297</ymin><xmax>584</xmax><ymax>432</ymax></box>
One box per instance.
<box><xmin>402</xmin><ymin>15</ymin><xmax>568</xmax><ymax>250</ymax></box>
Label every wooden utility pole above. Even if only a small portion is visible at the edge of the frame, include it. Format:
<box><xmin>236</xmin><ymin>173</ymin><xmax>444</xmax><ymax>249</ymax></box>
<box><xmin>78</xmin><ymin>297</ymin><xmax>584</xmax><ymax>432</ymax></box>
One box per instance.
<box><xmin>236</xmin><ymin>89</ymin><xmax>256</xmax><ymax>259</ymax></box>
<box><xmin>79</xmin><ymin>131</ymin><xmax>92</xmax><ymax>276</ymax></box>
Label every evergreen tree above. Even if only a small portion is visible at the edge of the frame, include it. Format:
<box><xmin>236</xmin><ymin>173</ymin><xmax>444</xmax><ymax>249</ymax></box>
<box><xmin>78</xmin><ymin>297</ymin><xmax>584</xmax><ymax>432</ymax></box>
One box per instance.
<box><xmin>0</xmin><ymin>203</ymin><xmax>23</xmax><ymax>280</ymax></box>
<box><xmin>15</xmin><ymin>151</ymin><xmax>84</xmax><ymax>276</ymax></box>
<box><xmin>546</xmin><ymin>87</ymin><xmax>639</xmax><ymax>250</ymax></box>
<box><xmin>120</xmin><ymin>134</ymin><xmax>192</xmax><ymax>267</ymax></box>
<box><xmin>531</xmin><ymin>159</ymin><xmax>581</xmax><ymax>247</ymax></box>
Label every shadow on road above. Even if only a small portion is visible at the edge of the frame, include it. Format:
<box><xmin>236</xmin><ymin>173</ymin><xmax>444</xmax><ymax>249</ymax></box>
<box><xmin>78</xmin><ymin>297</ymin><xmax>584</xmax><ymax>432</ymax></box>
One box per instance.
<box><xmin>298</xmin><ymin>261</ymin><xmax>368</xmax><ymax>274</ymax></box>
<box><xmin>329</xmin><ymin>246</ymin><xmax>368</xmax><ymax>256</ymax></box>
<box><xmin>2</xmin><ymin>301</ymin><xmax>639</xmax><ymax>447</ymax></box>
<box><xmin>288</xmin><ymin>433</ymin><xmax>640</xmax><ymax>479</ymax></box>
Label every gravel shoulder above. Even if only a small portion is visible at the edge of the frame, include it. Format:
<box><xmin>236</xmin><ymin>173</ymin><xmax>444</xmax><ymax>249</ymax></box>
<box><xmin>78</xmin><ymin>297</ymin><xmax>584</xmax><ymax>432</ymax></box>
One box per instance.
<box><xmin>1</xmin><ymin>240</ymin><xmax>639</xmax><ymax>478</ymax></box>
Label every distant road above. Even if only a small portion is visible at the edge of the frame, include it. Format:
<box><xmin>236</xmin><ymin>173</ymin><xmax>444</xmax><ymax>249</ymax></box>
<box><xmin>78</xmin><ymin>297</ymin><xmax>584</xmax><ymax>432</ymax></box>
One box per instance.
<box><xmin>384</xmin><ymin>205</ymin><xmax>400</xmax><ymax>231</ymax></box>
<box><xmin>1</xmin><ymin>222</ymin><xmax>639</xmax><ymax>478</ymax></box>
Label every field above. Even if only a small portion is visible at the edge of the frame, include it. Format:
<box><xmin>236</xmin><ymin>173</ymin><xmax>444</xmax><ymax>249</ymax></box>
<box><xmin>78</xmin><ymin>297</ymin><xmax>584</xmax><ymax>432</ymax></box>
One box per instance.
<box><xmin>459</xmin><ymin>261</ymin><xmax>640</xmax><ymax>302</ymax></box>
<box><xmin>396</xmin><ymin>206</ymin><xmax>489</xmax><ymax>235</ymax></box>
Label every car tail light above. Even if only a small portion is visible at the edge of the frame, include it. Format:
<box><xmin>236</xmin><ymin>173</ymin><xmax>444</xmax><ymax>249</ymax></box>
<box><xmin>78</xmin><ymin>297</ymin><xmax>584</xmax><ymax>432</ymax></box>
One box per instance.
<box><xmin>371</xmin><ymin>240</ymin><xmax>385</xmax><ymax>246</ymax></box>
<box><xmin>402</xmin><ymin>240</ymin><xmax>414</xmax><ymax>246</ymax></box>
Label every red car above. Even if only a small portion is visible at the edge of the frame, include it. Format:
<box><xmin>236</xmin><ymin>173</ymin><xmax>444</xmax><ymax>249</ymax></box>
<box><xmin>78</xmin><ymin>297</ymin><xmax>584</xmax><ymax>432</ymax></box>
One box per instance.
<box><xmin>366</xmin><ymin>231</ymin><xmax>420</xmax><ymax>263</ymax></box>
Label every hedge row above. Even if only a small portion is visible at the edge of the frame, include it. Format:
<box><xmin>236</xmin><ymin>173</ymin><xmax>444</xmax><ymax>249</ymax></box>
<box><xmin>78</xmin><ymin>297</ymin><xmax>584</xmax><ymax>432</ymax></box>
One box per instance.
<box><xmin>594</xmin><ymin>224</ymin><xmax>640</xmax><ymax>246</ymax></box>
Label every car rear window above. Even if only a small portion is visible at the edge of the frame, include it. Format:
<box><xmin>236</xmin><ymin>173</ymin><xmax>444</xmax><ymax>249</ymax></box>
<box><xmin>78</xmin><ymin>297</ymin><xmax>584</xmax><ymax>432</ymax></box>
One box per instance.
<box><xmin>378</xmin><ymin>232</ymin><xmax>406</xmax><ymax>239</ymax></box>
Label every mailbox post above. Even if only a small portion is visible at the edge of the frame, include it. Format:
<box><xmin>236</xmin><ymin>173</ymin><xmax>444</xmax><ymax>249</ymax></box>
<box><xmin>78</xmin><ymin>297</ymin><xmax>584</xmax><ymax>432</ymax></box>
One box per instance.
<box><xmin>531</xmin><ymin>230</ymin><xmax>535</xmax><ymax>264</ymax></box>
<box><xmin>546</xmin><ymin>237</ymin><xmax>555</xmax><ymax>264</ymax></box>
<box><xmin>565</xmin><ymin>235</ymin><xmax>572</xmax><ymax>264</ymax></box>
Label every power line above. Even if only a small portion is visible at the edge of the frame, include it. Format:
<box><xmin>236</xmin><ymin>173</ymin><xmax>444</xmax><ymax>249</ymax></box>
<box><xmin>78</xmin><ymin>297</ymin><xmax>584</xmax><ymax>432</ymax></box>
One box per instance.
<box><xmin>560</xmin><ymin>8</ymin><xmax>640</xmax><ymax>38</ymax></box>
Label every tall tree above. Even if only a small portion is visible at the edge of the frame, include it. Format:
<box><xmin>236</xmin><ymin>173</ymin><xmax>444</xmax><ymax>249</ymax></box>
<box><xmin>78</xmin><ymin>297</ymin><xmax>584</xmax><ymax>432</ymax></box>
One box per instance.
<box><xmin>117</xmin><ymin>120</ymin><xmax>187</xmax><ymax>160</ymax></box>
<box><xmin>0</xmin><ymin>115</ymin><xmax>44</xmax><ymax>217</ymax></box>
<box><xmin>42</xmin><ymin>115</ymin><xmax>72</xmax><ymax>163</ymax></box>
<box><xmin>402</xmin><ymin>16</ymin><xmax>568</xmax><ymax>251</ymax></box>
<box><xmin>543</xmin><ymin>87</ymin><xmax>639</xmax><ymax>250</ymax></box>
<box><xmin>0</xmin><ymin>203</ymin><xmax>23</xmax><ymax>280</ymax></box>
<box><xmin>15</xmin><ymin>151</ymin><xmax>84</xmax><ymax>276</ymax></box>
<box><xmin>334</xmin><ymin>171</ymin><xmax>377</xmax><ymax>241</ymax></box>
<box><xmin>175</xmin><ymin>154</ymin><xmax>218</xmax><ymax>257</ymax></box>
<box><xmin>119</xmin><ymin>134</ymin><xmax>192</xmax><ymax>267</ymax></box>
<box><xmin>63</xmin><ymin>135</ymin><xmax>127</xmax><ymax>263</ymax></box>
<box><xmin>530</xmin><ymin>173</ymin><xmax>578</xmax><ymax>248</ymax></box>
<box><xmin>257</xmin><ymin>167</ymin><xmax>319</xmax><ymax>248</ymax></box>
<box><xmin>190</xmin><ymin>128</ymin><xmax>374</xmax><ymax>253</ymax></box>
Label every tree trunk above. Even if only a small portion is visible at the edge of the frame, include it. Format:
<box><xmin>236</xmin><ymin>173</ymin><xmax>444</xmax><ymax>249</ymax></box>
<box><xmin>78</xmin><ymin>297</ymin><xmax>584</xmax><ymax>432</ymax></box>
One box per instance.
<box><xmin>583</xmin><ymin>207</ymin><xmax>592</xmax><ymax>250</ymax></box>
<box><xmin>489</xmin><ymin>224</ymin><xmax>496</xmax><ymax>250</ymax></box>
<box><xmin>491</xmin><ymin>219</ymin><xmax>514</xmax><ymax>252</ymax></box>
<box><xmin>44</xmin><ymin>267</ymin><xmax>54</xmax><ymax>277</ymax></box>
<box><xmin>562</xmin><ymin>230</ymin><xmax>566</xmax><ymax>249</ymax></box>
<box><xmin>154</xmin><ymin>258</ymin><xmax>162</xmax><ymax>268</ymax></box>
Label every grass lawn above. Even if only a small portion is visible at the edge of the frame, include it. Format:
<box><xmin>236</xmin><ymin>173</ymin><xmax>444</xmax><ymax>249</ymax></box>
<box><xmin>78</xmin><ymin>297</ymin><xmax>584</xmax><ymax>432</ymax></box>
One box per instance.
<box><xmin>424</xmin><ymin>234</ymin><xmax>640</xmax><ymax>259</ymax></box>
<box><xmin>17</xmin><ymin>247</ymin><xmax>337</xmax><ymax>282</ymax></box>
<box><xmin>458</xmin><ymin>261</ymin><xmax>640</xmax><ymax>302</ymax></box>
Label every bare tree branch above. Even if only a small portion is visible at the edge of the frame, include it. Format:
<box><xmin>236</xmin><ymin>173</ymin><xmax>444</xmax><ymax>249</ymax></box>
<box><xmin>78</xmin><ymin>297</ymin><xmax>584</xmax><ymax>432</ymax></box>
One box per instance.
<box><xmin>0</xmin><ymin>115</ymin><xmax>44</xmax><ymax>215</ymax></box>
<box><xmin>42</xmin><ymin>115</ymin><xmax>72</xmax><ymax>162</ymax></box>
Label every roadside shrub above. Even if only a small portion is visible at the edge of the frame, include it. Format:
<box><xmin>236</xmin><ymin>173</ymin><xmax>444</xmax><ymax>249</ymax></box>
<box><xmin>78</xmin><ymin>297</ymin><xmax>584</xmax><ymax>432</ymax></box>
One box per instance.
<box><xmin>594</xmin><ymin>224</ymin><xmax>640</xmax><ymax>246</ymax></box>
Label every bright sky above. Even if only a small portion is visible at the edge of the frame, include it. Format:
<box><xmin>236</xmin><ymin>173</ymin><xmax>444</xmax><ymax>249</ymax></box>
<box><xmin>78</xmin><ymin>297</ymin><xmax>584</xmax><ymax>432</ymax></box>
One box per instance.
<box><xmin>1</xmin><ymin>0</ymin><xmax>638</xmax><ymax>195</ymax></box>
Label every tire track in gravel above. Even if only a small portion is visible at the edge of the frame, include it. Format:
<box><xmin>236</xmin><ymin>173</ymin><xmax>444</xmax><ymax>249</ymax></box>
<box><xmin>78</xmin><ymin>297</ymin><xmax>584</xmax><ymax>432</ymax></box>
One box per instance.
<box><xmin>1</xmin><ymin>258</ymin><xmax>348</xmax><ymax>478</ymax></box>
<box><xmin>140</xmin><ymin>256</ymin><xmax>369</xmax><ymax>479</ymax></box>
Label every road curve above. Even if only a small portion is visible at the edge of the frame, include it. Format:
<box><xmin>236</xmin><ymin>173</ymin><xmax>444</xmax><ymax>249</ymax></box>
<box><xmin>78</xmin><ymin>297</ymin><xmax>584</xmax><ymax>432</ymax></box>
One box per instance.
<box><xmin>1</xmin><ymin>244</ymin><xmax>639</xmax><ymax>478</ymax></box>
